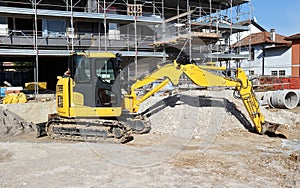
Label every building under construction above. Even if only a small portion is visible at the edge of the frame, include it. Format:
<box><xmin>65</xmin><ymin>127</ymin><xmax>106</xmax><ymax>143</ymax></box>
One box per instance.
<box><xmin>0</xmin><ymin>0</ymin><xmax>250</xmax><ymax>90</ymax></box>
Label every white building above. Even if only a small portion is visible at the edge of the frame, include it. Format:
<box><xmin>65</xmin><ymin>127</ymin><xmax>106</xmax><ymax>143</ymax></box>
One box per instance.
<box><xmin>236</xmin><ymin>28</ymin><xmax>292</xmax><ymax>77</ymax></box>
<box><xmin>230</xmin><ymin>19</ymin><xmax>266</xmax><ymax>45</ymax></box>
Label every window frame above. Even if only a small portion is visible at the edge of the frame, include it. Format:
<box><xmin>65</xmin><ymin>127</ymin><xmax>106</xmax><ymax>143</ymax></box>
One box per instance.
<box><xmin>279</xmin><ymin>70</ymin><xmax>286</xmax><ymax>77</ymax></box>
<box><xmin>271</xmin><ymin>70</ymin><xmax>278</xmax><ymax>76</ymax></box>
<box><xmin>250</xmin><ymin>48</ymin><xmax>255</xmax><ymax>61</ymax></box>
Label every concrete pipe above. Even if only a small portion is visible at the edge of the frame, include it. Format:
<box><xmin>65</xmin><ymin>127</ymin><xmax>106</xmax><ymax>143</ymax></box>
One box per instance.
<box><xmin>295</xmin><ymin>90</ymin><xmax>300</xmax><ymax>105</ymax></box>
<box><xmin>262</xmin><ymin>91</ymin><xmax>276</xmax><ymax>108</ymax></box>
<box><xmin>270</xmin><ymin>90</ymin><xmax>299</xmax><ymax>109</ymax></box>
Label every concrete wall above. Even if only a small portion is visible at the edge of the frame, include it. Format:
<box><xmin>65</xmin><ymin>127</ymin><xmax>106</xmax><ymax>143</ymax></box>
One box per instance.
<box><xmin>0</xmin><ymin>101</ymin><xmax>56</xmax><ymax>124</ymax></box>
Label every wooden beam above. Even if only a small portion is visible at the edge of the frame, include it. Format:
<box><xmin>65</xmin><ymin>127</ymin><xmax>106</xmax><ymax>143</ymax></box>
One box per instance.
<box><xmin>164</xmin><ymin>10</ymin><xmax>195</xmax><ymax>23</ymax></box>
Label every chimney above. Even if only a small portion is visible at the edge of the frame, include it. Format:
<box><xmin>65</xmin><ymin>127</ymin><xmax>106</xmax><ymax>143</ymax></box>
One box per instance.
<box><xmin>270</xmin><ymin>29</ymin><xmax>276</xmax><ymax>41</ymax></box>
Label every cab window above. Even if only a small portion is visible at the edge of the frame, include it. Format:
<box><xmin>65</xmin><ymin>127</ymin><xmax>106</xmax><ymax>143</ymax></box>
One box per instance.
<box><xmin>73</xmin><ymin>56</ymin><xmax>91</xmax><ymax>82</ymax></box>
<box><xmin>95</xmin><ymin>58</ymin><xmax>116</xmax><ymax>84</ymax></box>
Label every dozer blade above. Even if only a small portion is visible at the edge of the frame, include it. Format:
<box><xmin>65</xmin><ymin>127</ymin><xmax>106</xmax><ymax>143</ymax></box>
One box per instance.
<box><xmin>263</xmin><ymin>121</ymin><xmax>289</xmax><ymax>139</ymax></box>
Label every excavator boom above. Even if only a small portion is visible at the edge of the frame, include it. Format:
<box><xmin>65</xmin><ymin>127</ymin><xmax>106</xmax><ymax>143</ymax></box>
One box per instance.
<box><xmin>124</xmin><ymin>60</ymin><xmax>286</xmax><ymax>136</ymax></box>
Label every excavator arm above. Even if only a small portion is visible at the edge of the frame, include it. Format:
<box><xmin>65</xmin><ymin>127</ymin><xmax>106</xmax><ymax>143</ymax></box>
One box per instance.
<box><xmin>124</xmin><ymin>60</ymin><xmax>283</xmax><ymax>135</ymax></box>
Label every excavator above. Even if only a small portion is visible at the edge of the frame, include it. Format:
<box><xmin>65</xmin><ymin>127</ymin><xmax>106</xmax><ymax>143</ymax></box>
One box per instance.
<box><xmin>37</xmin><ymin>52</ymin><xmax>287</xmax><ymax>142</ymax></box>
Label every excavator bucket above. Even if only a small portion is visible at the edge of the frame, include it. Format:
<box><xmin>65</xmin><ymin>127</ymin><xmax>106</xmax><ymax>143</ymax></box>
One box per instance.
<box><xmin>263</xmin><ymin>121</ymin><xmax>289</xmax><ymax>139</ymax></box>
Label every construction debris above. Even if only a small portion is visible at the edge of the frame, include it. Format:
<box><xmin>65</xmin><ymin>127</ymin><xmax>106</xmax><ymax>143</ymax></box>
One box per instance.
<box><xmin>139</xmin><ymin>90</ymin><xmax>299</xmax><ymax>137</ymax></box>
<box><xmin>0</xmin><ymin>106</ymin><xmax>34</xmax><ymax>137</ymax></box>
<box><xmin>3</xmin><ymin>81</ymin><xmax>12</xmax><ymax>87</ymax></box>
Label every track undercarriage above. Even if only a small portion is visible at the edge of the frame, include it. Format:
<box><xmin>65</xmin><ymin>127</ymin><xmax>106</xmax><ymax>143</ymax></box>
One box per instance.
<box><xmin>37</xmin><ymin>114</ymin><xmax>151</xmax><ymax>143</ymax></box>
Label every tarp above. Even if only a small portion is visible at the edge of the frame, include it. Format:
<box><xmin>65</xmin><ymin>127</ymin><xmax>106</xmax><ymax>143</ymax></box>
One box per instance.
<box><xmin>2</xmin><ymin>93</ymin><xmax>27</xmax><ymax>104</ymax></box>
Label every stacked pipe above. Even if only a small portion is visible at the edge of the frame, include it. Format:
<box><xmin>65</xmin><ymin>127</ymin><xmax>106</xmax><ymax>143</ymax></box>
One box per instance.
<box><xmin>263</xmin><ymin>90</ymin><xmax>300</xmax><ymax>109</ymax></box>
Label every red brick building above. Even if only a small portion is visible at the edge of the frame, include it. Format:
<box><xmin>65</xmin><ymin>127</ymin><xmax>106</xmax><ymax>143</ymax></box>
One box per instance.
<box><xmin>286</xmin><ymin>33</ymin><xmax>300</xmax><ymax>77</ymax></box>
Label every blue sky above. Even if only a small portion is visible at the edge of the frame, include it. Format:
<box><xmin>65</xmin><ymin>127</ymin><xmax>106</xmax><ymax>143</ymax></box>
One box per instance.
<box><xmin>250</xmin><ymin>0</ymin><xmax>300</xmax><ymax>36</ymax></box>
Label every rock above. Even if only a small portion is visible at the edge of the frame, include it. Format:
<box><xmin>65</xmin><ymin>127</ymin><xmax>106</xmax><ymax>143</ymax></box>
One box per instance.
<box><xmin>0</xmin><ymin>106</ymin><xmax>34</xmax><ymax>137</ymax></box>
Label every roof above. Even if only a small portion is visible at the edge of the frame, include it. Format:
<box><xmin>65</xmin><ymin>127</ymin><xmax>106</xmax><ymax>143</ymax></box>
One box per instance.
<box><xmin>235</xmin><ymin>31</ymin><xmax>291</xmax><ymax>47</ymax></box>
<box><xmin>154</xmin><ymin>0</ymin><xmax>250</xmax><ymax>18</ymax></box>
<box><xmin>263</xmin><ymin>45</ymin><xmax>291</xmax><ymax>50</ymax></box>
<box><xmin>285</xmin><ymin>33</ymin><xmax>300</xmax><ymax>40</ymax></box>
<box><xmin>239</xmin><ymin>19</ymin><xmax>266</xmax><ymax>32</ymax></box>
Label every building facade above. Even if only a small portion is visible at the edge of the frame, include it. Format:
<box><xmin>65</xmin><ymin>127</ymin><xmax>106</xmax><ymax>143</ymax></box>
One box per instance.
<box><xmin>237</xmin><ymin>29</ymin><xmax>292</xmax><ymax>77</ymax></box>
<box><xmin>0</xmin><ymin>0</ymin><xmax>250</xmax><ymax>90</ymax></box>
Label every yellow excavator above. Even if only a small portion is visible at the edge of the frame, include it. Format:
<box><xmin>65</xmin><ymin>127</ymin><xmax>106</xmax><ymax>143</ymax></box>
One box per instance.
<box><xmin>37</xmin><ymin>52</ymin><xmax>286</xmax><ymax>142</ymax></box>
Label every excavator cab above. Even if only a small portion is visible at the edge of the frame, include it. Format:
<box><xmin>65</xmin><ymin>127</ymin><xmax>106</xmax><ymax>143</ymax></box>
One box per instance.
<box><xmin>56</xmin><ymin>52</ymin><xmax>123</xmax><ymax>118</ymax></box>
<box><xmin>71</xmin><ymin>52</ymin><xmax>121</xmax><ymax>107</ymax></box>
<box><xmin>43</xmin><ymin>52</ymin><xmax>149</xmax><ymax>142</ymax></box>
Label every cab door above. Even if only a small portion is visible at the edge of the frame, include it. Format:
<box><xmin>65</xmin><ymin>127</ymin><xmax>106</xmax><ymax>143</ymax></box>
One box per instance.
<box><xmin>72</xmin><ymin>55</ymin><xmax>121</xmax><ymax>108</ymax></box>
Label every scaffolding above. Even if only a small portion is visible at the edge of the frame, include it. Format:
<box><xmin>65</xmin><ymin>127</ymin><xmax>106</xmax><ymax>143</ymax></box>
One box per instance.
<box><xmin>0</xmin><ymin>0</ymin><xmax>251</xmax><ymax>93</ymax></box>
<box><xmin>153</xmin><ymin>0</ymin><xmax>251</xmax><ymax>64</ymax></box>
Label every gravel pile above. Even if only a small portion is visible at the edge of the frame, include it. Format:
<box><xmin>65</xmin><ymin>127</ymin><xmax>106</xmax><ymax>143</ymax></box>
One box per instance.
<box><xmin>0</xmin><ymin>106</ymin><xmax>34</xmax><ymax>137</ymax></box>
<box><xmin>138</xmin><ymin>89</ymin><xmax>241</xmax><ymax>139</ymax></box>
<box><xmin>138</xmin><ymin>89</ymin><xmax>300</xmax><ymax>137</ymax></box>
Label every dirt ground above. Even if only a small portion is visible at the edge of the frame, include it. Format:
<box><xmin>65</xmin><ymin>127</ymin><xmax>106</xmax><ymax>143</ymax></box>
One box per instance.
<box><xmin>0</xmin><ymin>91</ymin><xmax>299</xmax><ymax>187</ymax></box>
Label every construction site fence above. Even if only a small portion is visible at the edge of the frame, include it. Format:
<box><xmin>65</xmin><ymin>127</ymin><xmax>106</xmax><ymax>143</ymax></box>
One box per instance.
<box><xmin>256</xmin><ymin>76</ymin><xmax>300</xmax><ymax>90</ymax></box>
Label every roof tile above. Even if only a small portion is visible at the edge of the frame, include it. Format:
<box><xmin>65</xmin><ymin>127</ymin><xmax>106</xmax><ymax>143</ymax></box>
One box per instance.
<box><xmin>235</xmin><ymin>31</ymin><xmax>291</xmax><ymax>47</ymax></box>
<box><xmin>285</xmin><ymin>33</ymin><xmax>300</xmax><ymax>40</ymax></box>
